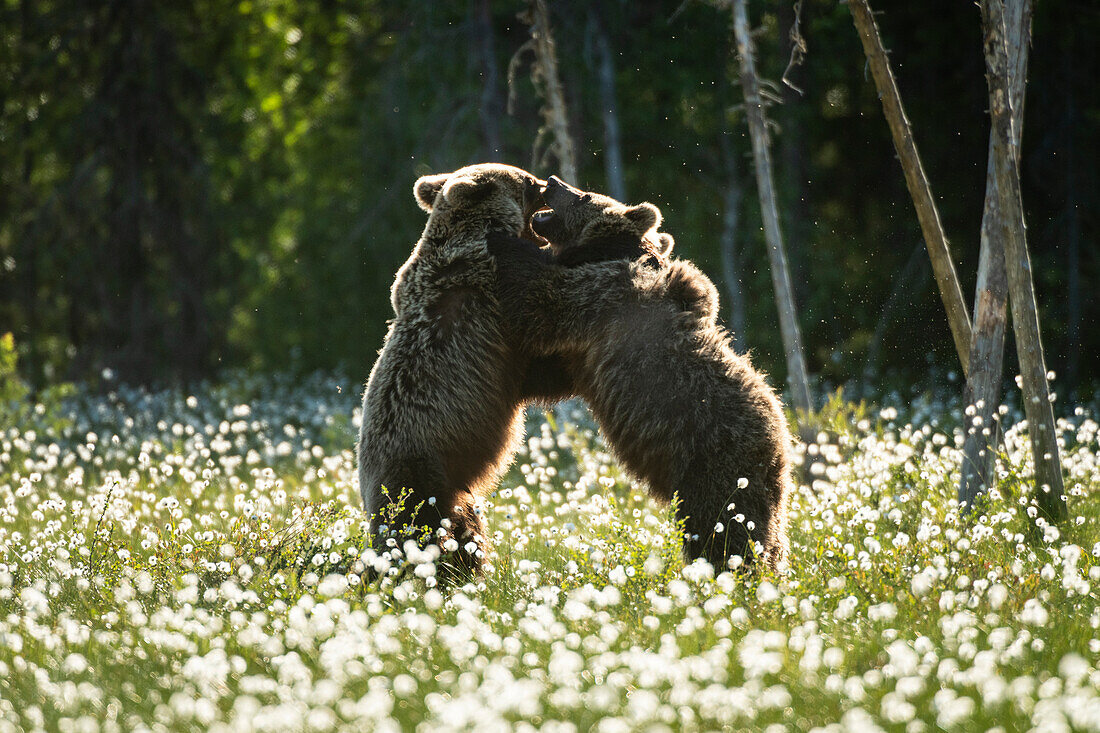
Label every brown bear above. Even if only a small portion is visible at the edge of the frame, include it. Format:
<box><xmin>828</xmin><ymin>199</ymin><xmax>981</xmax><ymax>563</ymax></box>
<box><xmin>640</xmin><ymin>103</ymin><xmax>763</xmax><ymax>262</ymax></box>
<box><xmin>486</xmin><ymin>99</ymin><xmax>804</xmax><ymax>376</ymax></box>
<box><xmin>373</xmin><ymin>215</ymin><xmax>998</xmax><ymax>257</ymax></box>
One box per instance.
<box><xmin>488</xmin><ymin>176</ymin><xmax>793</xmax><ymax>572</ymax></box>
<box><xmin>358</xmin><ymin>163</ymin><xmax>571</xmax><ymax>579</ymax></box>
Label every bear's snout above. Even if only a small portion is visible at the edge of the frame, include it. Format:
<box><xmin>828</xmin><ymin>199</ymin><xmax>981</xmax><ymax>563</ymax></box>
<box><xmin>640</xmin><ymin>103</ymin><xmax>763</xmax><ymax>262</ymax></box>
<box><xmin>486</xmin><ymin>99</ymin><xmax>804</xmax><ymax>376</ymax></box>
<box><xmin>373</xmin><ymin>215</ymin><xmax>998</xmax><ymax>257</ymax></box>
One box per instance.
<box><xmin>544</xmin><ymin>175</ymin><xmax>584</xmax><ymax>210</ymax></box>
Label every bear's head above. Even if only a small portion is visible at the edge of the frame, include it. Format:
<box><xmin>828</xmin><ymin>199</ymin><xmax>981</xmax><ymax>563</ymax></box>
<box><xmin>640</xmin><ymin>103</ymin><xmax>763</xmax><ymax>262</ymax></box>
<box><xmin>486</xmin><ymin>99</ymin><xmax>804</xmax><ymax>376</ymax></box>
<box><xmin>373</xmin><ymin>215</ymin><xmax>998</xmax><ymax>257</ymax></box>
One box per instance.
<box><xmin>530</xmin><ymin>176</ymin><xmax>673</xmax><ymax>266</ymax></box>
<box><xmin>413</xmin><ymin>163</ymin><xmax>545</xmax><ymax>240</ymax></box>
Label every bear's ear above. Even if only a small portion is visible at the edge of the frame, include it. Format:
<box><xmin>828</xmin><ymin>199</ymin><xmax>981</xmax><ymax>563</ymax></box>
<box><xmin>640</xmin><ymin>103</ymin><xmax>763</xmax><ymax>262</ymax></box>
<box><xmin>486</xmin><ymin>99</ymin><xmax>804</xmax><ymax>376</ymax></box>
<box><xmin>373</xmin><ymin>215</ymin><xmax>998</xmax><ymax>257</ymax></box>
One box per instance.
<box><xmin>442</xmin><ymin>176</ymin><xmax>494</xmax><ymax>206</ymax></box>
<box><xmin>624</xmin><ymin>202</ymin><xmax>662</xmax><ymax>232</ymax></box>
<box><xmin>414</xmin><ymin>174</ymin><xmax>449</xmax><ymax>212</ymax></box>
<box><xmin>656</xmin><ymin>232</ymin><xmax>675</xmax><ymax>257</ymax></box>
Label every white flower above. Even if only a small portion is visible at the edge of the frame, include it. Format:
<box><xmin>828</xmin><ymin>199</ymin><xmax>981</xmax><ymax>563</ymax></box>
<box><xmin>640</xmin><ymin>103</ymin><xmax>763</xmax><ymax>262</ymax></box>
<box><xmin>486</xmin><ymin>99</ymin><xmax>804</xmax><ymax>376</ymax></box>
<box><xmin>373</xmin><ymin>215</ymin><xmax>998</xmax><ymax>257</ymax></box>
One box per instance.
<box><xmin>756</xmin><ymin>581</ymin><xmax>779</xmax><ymax>603</ymax></box>
<box><xmin>911</xmin><ymin>570</ymin><xmax>935</xmax><ymax>597</ymax></box>
<box><xmin>834</xmin><ymin>595</ymin><xmax>858</xmax><ymax>620</ymax></box>
<box><xmin>608</xmin><ymin>565</ymin><xmax>627</xmax><ymax>586</ymax></box>
<box><xmin>62</xmin><ymin>653</ymin><xmax>88</xmax><ymax>675</ymax></box>
<box><xmin>1018</xmin><ymin>599</ymin><xmax>1048</xmax><ymax>626</ymax></box>
<box><xmin>392</xmin><ymin>674</ymin><xmax>416</xmax><ymax>697</ymax></box>
<box><xmin>317</xmin><ymin>574</ymin><xmax>348</xmax><ymax>598</ymax></box>
<box><xmin>703</xmin><ymin>595</ymin><xmax>729</xmax><ymax>616</ymax></box>
<box><xmin>423</xmin><ymin>588</ymin><xmax>443</xmax><ymax>610</ymax></box>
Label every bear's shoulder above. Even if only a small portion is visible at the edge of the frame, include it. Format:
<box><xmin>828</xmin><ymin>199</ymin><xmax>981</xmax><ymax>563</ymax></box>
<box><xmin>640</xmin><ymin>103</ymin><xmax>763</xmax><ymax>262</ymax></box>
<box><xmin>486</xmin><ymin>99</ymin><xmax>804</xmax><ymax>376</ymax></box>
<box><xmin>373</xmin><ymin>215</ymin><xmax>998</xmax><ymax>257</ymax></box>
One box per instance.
<box><xmin>627</xmin><ymin>257</ymin><xmax>719</xmax><ymax>325</ymax></box>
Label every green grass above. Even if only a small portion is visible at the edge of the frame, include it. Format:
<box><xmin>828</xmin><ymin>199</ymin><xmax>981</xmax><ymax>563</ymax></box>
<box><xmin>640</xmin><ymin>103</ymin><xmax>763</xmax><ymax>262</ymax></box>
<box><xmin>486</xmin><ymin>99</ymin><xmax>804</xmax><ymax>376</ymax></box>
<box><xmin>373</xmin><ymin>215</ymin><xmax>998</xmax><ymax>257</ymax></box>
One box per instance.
<box><xmin>0</xmin><ymin>374</ymin><xmax>1098</xmax><ymax>731</ymax></box>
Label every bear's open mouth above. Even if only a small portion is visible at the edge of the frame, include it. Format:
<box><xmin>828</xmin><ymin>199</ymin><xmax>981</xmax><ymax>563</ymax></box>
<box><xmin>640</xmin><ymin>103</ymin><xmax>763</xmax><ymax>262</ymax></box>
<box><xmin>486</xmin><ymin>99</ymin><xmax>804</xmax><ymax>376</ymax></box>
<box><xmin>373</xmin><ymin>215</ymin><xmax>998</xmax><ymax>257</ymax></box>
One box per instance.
<box><xmin>526</xmin><ymin>208</ymin><xmax>555</xmax><ymax>245</ymax></box>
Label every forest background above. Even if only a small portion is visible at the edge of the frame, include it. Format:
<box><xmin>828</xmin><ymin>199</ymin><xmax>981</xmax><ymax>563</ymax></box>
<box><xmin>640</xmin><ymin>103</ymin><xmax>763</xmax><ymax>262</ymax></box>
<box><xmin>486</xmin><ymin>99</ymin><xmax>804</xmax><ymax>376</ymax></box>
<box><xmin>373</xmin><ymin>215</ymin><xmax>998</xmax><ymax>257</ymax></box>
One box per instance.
<box><xmin>1</xmin><ymin>0</ymin><xmax>1095</xmax><ymax>399</ymax></box>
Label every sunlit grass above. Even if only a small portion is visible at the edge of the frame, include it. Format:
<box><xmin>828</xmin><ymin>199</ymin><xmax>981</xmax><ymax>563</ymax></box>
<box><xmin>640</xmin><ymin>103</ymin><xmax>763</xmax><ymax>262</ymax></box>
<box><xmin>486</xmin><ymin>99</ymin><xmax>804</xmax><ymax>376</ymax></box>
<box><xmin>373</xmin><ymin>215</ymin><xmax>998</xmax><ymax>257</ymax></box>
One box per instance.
<box><xmin>0</xmin><ymin>373</ymin><xmax>1097</xmax><ymax>731</ymax></box>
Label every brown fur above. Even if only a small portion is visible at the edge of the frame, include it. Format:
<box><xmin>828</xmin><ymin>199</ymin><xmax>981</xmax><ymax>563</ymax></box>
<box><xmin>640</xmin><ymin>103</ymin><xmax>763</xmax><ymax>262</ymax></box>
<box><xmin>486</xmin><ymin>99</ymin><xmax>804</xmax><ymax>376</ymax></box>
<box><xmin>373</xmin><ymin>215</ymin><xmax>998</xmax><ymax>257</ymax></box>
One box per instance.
<box><xmin>358</xmin><ymin>164</ymin><xmax>571</xmax><ymax>580</ymax></box>
<box><xmin>490</xmin><ymin>178</ymin><xmax>792</xmax><ymax>571</ymax></box>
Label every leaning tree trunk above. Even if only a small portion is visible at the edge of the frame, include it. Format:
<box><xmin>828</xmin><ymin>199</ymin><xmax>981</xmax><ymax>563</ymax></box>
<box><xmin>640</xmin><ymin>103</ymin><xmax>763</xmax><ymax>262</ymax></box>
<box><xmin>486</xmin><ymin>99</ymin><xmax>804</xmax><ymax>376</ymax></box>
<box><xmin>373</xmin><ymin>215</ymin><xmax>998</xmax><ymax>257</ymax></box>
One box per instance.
<box><xmin>730</xmin><ymin>0</ymin><xmax>813</xmax><ymax>418</ymax></box>
<box><xmin>958</xmin><ymin>0</ymin><xmax>1031</xmax><ymax>510</ymax></box>
<box><xmin>848</xmin><ymin>0</ymin><xmax>973</xmax><ymax>376</ymax></box>
<box><xmin>980</xmin><ymin>0</ymin><xmax>1067</xmax><ymax>523</ymax></box>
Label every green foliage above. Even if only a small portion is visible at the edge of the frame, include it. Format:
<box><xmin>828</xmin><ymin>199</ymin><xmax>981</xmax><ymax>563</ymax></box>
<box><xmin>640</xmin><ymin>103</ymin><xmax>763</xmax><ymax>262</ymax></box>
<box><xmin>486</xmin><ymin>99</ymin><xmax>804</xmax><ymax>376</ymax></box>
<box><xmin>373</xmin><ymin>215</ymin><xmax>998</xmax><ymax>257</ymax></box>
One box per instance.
<box><xmin>812</xmin><ymin>387</ymin><xmax>877</xmax><ymax>438</ymax></box>
<box><xmin>0</xmin><ymin>332</ymin><xmax>28</xmax><ymax>406</ymax></box>
<box><xmin>0</xmin><ymin>333</ymin><xmax>76</xmax><ymax>431</ymax></box>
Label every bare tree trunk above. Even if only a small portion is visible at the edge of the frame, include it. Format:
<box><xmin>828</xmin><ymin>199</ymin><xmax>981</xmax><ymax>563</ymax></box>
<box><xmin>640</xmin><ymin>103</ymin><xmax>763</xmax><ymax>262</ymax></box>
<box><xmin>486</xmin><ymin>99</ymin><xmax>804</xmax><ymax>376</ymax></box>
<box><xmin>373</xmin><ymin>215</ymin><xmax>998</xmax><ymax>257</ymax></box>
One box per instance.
<box><xmin>958</xmin><ymin>199</ymin><xmax>1009</xmax><ymax>507</ymax></box>
<box><xmin>590</xmin><ymin>8</ymin><xmax>626</xmax><ymax>201</ymax></box>
<box><xmin>730</xmin><ymin>0</ymin><xmax>813</xmax><ymax>417</ymax></box>
<box><xmin>473</xmin><ymin>0</ymin><xmax>504</xmax><ymax>161</ymax></box>
<box><xmin>980</xmin><ymin>0</ymin><xmax>1067</xmax><ymax>523</ymax></box>
<box><xmin>719</xmin><ymin>138</ymin><xmax>747</xmax><ymax>353</ymax></box>
<box><xmin>848</xmin><ymin>0</ymin><xmax>973</xmax><ymax>376</ymax></box>
<box><xmin>959</xmin><ymin>0</ymin><xmax>1031</xmax><ymax>510</ymax></box>
<box><xmin>525</xmin><ymin>0</ymin><xmax>577</xmax><ymax>183</ymax></box>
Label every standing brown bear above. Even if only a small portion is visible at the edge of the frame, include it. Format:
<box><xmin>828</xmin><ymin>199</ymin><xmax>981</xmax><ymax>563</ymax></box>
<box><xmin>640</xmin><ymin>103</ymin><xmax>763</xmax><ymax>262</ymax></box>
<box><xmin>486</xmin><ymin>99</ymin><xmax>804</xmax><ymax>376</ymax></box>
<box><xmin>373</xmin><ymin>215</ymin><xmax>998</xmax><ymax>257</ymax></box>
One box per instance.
<box><xmin>358</xmin><ymin>163</ymin><xmax>570</xmax><ymax>579</ymax></box>
<box><xmin>489</xmin><ymin>177</ymin><xmax>793</xmax><ymax>571</ymax></box>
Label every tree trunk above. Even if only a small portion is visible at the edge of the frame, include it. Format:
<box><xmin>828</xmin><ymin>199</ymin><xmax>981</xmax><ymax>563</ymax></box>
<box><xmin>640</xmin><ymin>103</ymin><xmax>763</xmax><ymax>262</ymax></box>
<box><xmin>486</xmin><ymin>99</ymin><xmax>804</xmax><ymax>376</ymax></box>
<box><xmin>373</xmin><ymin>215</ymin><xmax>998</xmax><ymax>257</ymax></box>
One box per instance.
<box><xmin>730</xmin><ymin>0</ymin><xmax>813</xmax><ymax>417</ymax></box>
<box><xmin>958</xmin><ymin>203</ymin><xmax>1009</xmax><ymax>508</ymax></box>
<box><xmin>590</xmin><ymin>8</ymin><xmax>626</xmax><ymax>201</ymax></box>
<box><xmin>848</xmin><ymin>0</ymin><xmax>973</xmax><ymax>376</ymax></box>
<box><xmin>719</xmin><ymin>138</ymin><xmax>747</xmax><ymax>353</ymax></box>
<box><xmin>528</xmin><ymin>0</ymin><xmax>577</xmax><ymax>183</ymax></box>
<box><xmin>958</xmin><ymin>0</ymin><xmax>1031</xmax><ymax>510</ymax></box>
<box><xmin>980</xmin><ymin>0</ymin><xmax>1067</xmax><ymax>523</ymax></box>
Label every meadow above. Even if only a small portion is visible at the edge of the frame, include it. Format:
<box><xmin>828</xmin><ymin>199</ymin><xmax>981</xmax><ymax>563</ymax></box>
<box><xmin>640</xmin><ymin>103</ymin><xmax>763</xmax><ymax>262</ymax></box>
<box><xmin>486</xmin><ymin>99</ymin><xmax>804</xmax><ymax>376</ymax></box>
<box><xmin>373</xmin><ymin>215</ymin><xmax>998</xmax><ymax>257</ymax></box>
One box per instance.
<box><xmin>1</xmin><ymin>371</ymin><xmax>1098</xmax><ymax>732</ymax></box>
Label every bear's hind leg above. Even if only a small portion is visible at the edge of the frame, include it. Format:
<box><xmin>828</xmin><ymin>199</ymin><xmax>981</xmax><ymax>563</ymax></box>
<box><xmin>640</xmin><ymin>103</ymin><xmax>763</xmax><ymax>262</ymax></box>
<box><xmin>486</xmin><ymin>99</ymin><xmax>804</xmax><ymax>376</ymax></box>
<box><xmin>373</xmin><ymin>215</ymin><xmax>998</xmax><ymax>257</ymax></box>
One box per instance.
<box><xmin>437</xmin><ymin>490</ymin><xmax>491</xmax><ymax>584</ymax></box>
<box><xmin>680</xmin><ymin>502</ymin><xmax>754</xmax><ymax>573</ymax></box>
<box><xmin>367</xmin><ymin>457</ymin><xmax>458</xmax><ymax>574</ymax></box>
<box><xmin>674</xmin><ymin>473</ymin><xmax>770</xmax><ymax>573</ymax></box>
